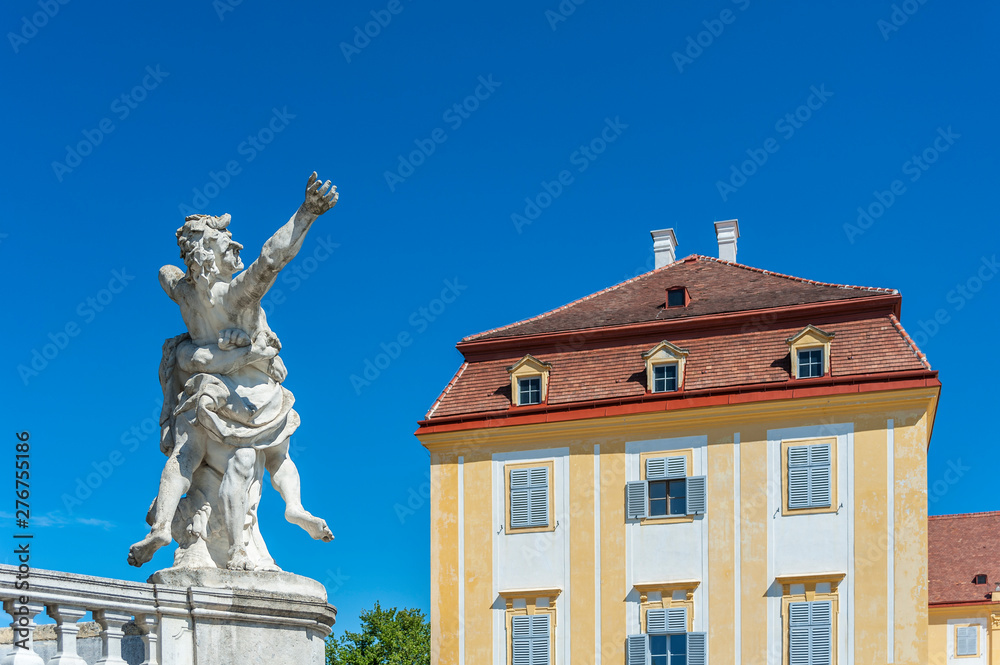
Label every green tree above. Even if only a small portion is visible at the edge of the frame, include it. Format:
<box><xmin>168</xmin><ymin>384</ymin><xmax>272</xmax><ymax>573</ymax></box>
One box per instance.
<box><xmin>326</xmin><ymin>601</ymin><xmax>430</xmax><ymax>665</ymax></box>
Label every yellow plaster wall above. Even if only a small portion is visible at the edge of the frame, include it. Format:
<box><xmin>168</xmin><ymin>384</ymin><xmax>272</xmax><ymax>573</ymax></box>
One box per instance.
<box><xmin>599</xmin><ymin>437</ymin><xmax>627</xmax><ymax>665</ymax></box>
<box><xmin>706</xmin><ymin>430</ymin><xmax>736</xmax><ymax>665</ymax></box>
<box><xmin>569</xmin><ymin>440</ymin><xmax>596</xmax><ymax>664</ymax></box>
<box><xmin>431</xmin><ymin>452</ymin><xmax>459</xmax><ymax>665</ymax></box>
<box><xmin>739</xmin><ymin>423</ymin><xmax>770</xmax><ymax>665</ymax></box>
<box><xmin>895</xmin><ymin>409</ymin><xmax>930</xmax><ymax>664</ymax></box>
<box><xmin>464</xmin><ymin>451</ymin><xmax>493</xmax><ymax>663</ymax></box>
<box><xmin>853</xmin><ymin>413</ymin><xmax>889</xmax><ymax>665</ymax></box>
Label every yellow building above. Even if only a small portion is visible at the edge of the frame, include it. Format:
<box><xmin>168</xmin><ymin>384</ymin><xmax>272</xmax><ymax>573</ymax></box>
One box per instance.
<box><xmin>417</xmin><ymin>223</ymin><xmax>940</xmax><ymax>665</ymax></box>
<box><xmin>928</xmin><ymin>512</ymin><xmax>1000</xmax><ymax>664</ymax></box>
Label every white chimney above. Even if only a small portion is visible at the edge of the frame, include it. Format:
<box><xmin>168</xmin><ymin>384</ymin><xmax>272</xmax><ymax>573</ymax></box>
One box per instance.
<box><xmin>714</xmin><ymin>219</ymin><xmax>740</xmax><ymax>263</ymax></box>
<box><xmin>650</xmin><ymin>228</ymin><xmax>678</xmax><ymax>268</ymax></box>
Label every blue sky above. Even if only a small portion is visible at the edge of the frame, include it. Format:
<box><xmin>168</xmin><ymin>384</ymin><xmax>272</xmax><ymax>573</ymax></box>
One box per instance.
<box><xmin>2</xmin><ymin>0</ymin><xmax>997</xmax><ymax>636</ymax></box>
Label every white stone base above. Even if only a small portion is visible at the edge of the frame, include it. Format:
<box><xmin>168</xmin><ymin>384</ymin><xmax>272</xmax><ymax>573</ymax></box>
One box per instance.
<box><xmin>147</xmin><ymin>569</ymin><xmax>336</xmax><ymax>665</ymax></box>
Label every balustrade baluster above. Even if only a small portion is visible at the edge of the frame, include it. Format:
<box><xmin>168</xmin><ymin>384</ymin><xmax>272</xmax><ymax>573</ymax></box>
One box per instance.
<box><xmin>92</xmin><ymin>610</ymin><xmax>132</xmax><ymax>665</ymax></box>
<box><xmin>44</xmin><ymin>605</ymin><xmax>88</xmax><ymax>665</ymax></box>
<box><xmin>132</xmin><ymin>614</ymin><xmax>159</xmax><ymax>665</ymax></box>
<box><xmin>0</xmin><ymin>600</ymin><xmax>45</xmax><ymax>665</ymax></box>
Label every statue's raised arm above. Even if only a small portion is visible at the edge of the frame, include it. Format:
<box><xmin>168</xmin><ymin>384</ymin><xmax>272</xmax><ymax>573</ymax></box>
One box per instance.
<box><xmin>230</xmin><ymin>172</ymin><xmax>338</xmax><ymax>305</ymax></box>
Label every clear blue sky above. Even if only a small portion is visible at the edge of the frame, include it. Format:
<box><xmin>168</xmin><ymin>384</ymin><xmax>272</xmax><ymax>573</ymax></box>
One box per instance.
<box><xmin>2</xmin><ymin>0</ymin><xmax>997</xmax><ymax>636</ymax></box>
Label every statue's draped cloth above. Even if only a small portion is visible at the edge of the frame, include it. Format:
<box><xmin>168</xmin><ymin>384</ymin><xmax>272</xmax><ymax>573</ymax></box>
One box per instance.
<box><xmin>160</xmin><ymin>333</ymin><xmax>299</xmax><ymax>453</ymax></box>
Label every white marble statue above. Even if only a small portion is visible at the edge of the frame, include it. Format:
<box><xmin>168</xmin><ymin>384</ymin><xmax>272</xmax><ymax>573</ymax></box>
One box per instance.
<box><xmin>128</xmin><ymin>172</ymin><xmax>337</xmax><ymax>572</ymax></box>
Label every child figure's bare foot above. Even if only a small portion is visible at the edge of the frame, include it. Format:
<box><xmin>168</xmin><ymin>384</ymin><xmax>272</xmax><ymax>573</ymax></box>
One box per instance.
<box><xmin>285</xmin><ymin>507</ymin><xmax>334</xmax><ymax>542</ymax></box>
<box><xmin>127</xmin><ymin>530</ymin><xmax>170</xmax><ymax>567</ymax></box>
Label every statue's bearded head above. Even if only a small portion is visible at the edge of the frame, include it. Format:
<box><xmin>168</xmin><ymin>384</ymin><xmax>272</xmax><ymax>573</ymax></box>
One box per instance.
<box><xmin>176</xmin><ymin>214</ymin><xmax>245</xmax><ymax>287</ymax></box>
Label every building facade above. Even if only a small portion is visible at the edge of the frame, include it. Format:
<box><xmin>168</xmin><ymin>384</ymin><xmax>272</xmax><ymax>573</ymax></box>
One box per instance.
<box><xmin>928</xmin><ymin>512</ymin><xmax>1000</xmax><ymax>664</ymax></box>
<box><xmin>417</xmin><ymin>223</ymin><xmax>940</xmax><ymax>665</ymax></box>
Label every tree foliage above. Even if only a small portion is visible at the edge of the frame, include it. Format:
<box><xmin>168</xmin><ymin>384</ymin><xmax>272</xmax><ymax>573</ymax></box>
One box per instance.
<box><xmin>326</xmin><ymin>601</ymin><xmax>430</xmax><ymax>665</ymax></box>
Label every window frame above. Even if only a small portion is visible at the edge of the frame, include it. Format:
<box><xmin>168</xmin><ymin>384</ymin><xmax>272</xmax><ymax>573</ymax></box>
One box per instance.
<box><xmin>781</xmin><ymin>437</ymin><xmax>838</xmax><ymax>516</ymax></box>
<box><xmin>651</xmin><ymin>363</ymin><xmax>679</xmax><ymax>393</ymax></box>
<box><xmin>628</xmin><ymin>449</ymin><xmax>706</xmax><ymax>524</ymax></box>
<box><xmin>505</xmin><ymin>461</ymin><xmax>555</xmax><ymax>534</ymax></box>
<box><xmin>501</xmin><ymin>590</ymin><xmax>559</xmax><ymax>665</ymax></box>
<box><xmin>518</xmin><ymin>376</ymin><xmax>542</xmax><ymax>405</ymax></box>
<box><xmin>627</xmin><ymin>594</ymin><xmax>707</xmax><ymax>665</ymax></box>
<box><xmin>777</xmin><ymin>573</ymin><xmax>842</xmax><ymax>665</ymax></box>
<box><xmin>955</xmin><ymin>624</ymin><xmax>980</xmax><ymax>658</ymax></box>
<box><xmin>797</xmin><ymin>347</ymin><xmax>824</xmax><ymax>379</ymax></box>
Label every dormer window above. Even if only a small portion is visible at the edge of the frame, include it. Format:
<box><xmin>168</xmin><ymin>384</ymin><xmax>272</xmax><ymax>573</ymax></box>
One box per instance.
<box><xmin>507</xmin><ymin>355</ymin><xmax>552</xmax><ymax>407</ymax></box>
<box><xmin>787</xmin><ymin>325</ymin><xmax>834</xmax><ymax>380</ymax></box>
<box><xmin>797</xmin><ymin>348</ymin><xmax>824</xmax><ymax>378</ymax></box>
<box><xmin>974</xmin><ymin>574</ymin><xmax>988</xmax><ymax>585</ymax></box>
<box><xmin>643</xmin><ymin>341</ymin><xmax>689</xmax><ymax>394</ymax></box>
<box><xmin>666</xmin><ymin>287</ymin><xmax>688</xmax><ymax>308</ymax></box>
<box><xmin>518</xmin><ymin>377</ymin><xmax>542</xmax><ymax>405</ymax></box>
<box><xmin>652</xmin><ymin>364</ymin><xmax>678</xmax><ymax>393</ymax></box>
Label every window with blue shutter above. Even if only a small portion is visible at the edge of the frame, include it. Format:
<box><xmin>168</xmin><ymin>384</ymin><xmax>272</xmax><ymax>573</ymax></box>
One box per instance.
<box><xmin>635</xmin><ymin>606</ymin><xmax>705</xmax><ymax>665</ymax></box>
<box><xmin>788</xmin><ymin>600</ymin><xmax>832</xmax><ymax>665</ymax></box>
<box><xmin>510</xmin><ymin>466</ymin><xmax>549</xmax><ymax>529</ymax></box>
<box><xmin>511</xmin><ymin>614</ymin><xmax>550</xmax><ymax>665</ymax></box>
<box><xmin>787</xmin><ymin>444</ymin><xmax>832</xmax><ymax>510</ymax></box>
<box><xmin>956</xmin><ymin>625</ymin><xmax>978</xmax><ymax>656</ymax></box>
<box><xmin>634</xmin><ymin>456</ymin><xmax>706</xmax><ymax>519</ymax></box>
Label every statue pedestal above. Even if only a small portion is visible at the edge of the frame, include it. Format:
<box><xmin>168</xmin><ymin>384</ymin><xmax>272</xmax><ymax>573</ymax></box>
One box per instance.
<box><xmin>148</xmin><ymin>569</ymin><xmax>336</xmax><ymax>665</ymax></box>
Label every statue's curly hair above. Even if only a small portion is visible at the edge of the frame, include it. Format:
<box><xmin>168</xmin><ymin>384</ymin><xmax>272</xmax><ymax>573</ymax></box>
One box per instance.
<box><xmin>175</xmin><ymin>214</ymin><xmax>231</xmax><ymax>288</ymax></box>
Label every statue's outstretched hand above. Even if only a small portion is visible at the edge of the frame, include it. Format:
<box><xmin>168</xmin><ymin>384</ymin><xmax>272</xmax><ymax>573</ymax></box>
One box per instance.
<box><xmin>303</xmin><ymin>171</ymin><xmax>338</xmax><ymax>215</ymax></box>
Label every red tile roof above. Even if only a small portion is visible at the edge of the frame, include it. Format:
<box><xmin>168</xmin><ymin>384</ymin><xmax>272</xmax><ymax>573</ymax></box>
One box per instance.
<box><xmin>423</xmin><ymin>255</ymin><xmax>933</xmax><ymax>421</ymax></box>
<box><xmin>465</xmin><ymin>255</ymin><xmax>895</xmax><ymax>341</ymax></box>
<box><xmin>929</xmin><ymin>512</ymin><xmax>1000</xmax><ymax>605</ymax></box>
<box><xmin>427</xmin><ymin>315</ymin><xmax>929</xmax><ymax>418</ymax></box>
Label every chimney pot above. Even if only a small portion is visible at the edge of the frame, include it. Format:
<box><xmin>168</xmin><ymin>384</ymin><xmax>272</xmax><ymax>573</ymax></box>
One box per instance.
<box><xmin>650</xmin><ymin>228</ymin><xmax>678</xmax><ymax>268</ymax></box>
<box><xmin>714</xmin><ymin>219</ymin><xmax>740</xmax><ymax>263</ymax></box>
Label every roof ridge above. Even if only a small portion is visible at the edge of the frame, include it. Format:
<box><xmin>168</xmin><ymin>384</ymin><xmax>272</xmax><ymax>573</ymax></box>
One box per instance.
<box><xmin>425</xmin><ymin>362</ymin><xmax>468</xmax><ymax>419</ymax></box>
<box><xmin>461</xmin><ymin>260</ymin><xmax>680</xmax><ymax>342</ymax></box>
<box><xmin>930</xmin><ymin>511</ymin><xmax>1000</xmax><ymax>520</ymax></box>
<box><xmin>693</xmin><ymin>254</ymin><xmax>898</xmax><ymax>293</ymax></box>
<box><xmin>461</xmin><ymin>254</ymin><xmax>897</xmax><ymax>342</ymax></box>
<box><xmin>889</xmin><ymin>313</ymin><xmax>931</xmax><ymax>370</ymax></box>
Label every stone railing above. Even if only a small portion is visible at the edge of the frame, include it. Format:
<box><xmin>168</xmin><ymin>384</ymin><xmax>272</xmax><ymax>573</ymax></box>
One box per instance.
<box><xmin>0</xmin><ymin>564</ymin><xmax>336</xmax><ymax>665</ymax></box>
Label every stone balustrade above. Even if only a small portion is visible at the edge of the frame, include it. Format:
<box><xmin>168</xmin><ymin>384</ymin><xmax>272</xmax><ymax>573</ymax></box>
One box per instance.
<box><xmin>0</xmin><ymin>565</ymin><xmax>336</xmax><ymax>665</ymax></box>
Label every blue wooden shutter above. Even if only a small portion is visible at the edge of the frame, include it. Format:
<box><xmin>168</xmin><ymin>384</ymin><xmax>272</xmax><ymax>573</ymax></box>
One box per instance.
<box><xmin>510</xmin><ymin>468</ymin><xmax>530</xmax><ymax>528</ymax></box>
<box><xmin>957</xmin><ymin>626</ymin><xmax>978</xmax><ymax>656</ymax></box>
<box><xmin>687</xmin><ymin>631</ymin><xmax>707</xmax><ymax>665</ymax></box>
<box><xmin>530</xmin><ymin>614</ymin><xmax>550</xmax><ymax>665</ymax></box>
<box><xmin>646</xmin><ymin>457</ymin><xmax>667</xmax><ymax>480</ymax></box>
<box><xmin>646</xmin><ymin>608</ymin><xmax>668</xmax><ymax>634</ymax></box>
<box><xmin>646</xmin><ymin>456</ymin><xmax>686</xmax><ymax>480</ymax></box>
<box><xmin>787</xmin><ymin>446</ymin><xmax>810</xmax><ymax>509</ymax></box>
<box><xmin>511</xmin><ymin>616</ymin><xmax>531</xmax><ymax>665</ymax></box>
<box><xmin>788</xmin><ymin>602</ymin><xmax>811</xmax><ymax>665</ymax></box>
<box><xmin>810</xmin><ymin>601</ymin><xmax>832</xmax><ymax>665</ymax></box>
<box><xmin>666</xmin><ymin>456</ymin><xmax>687</xmax><ymax>478</ymax></box>
<box><xmin>626</xmin><ymin>634</ymin><xmax>649</xmax><ymax>665</ymax></box>
<box><xmin>686</xmin><ymin>475</ymin><xmax>707</xmax><ymax>515</ymax></box>
<box><xmin>511</xmin><ymin>614</ymin><xmax>550</xmax><ymax>665</ymax></box>
<box><xmin>665</xmin><ymin>607</ymin><xmax>687</xmax><ymax>634</ymax></box>
<box><xmin>626</xmin><ymin>481</ymin><xmax>648</xmax><ymax>519</ymax></box>
<box><xmin>809</xmin><ymin>444</ymin><xmax>832</xmax><ymax>508</ymax></box>
<box><xmin>528</xmin><ymin>466</ymin><xmax>549</xmax><ymax>527</ymax></box>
